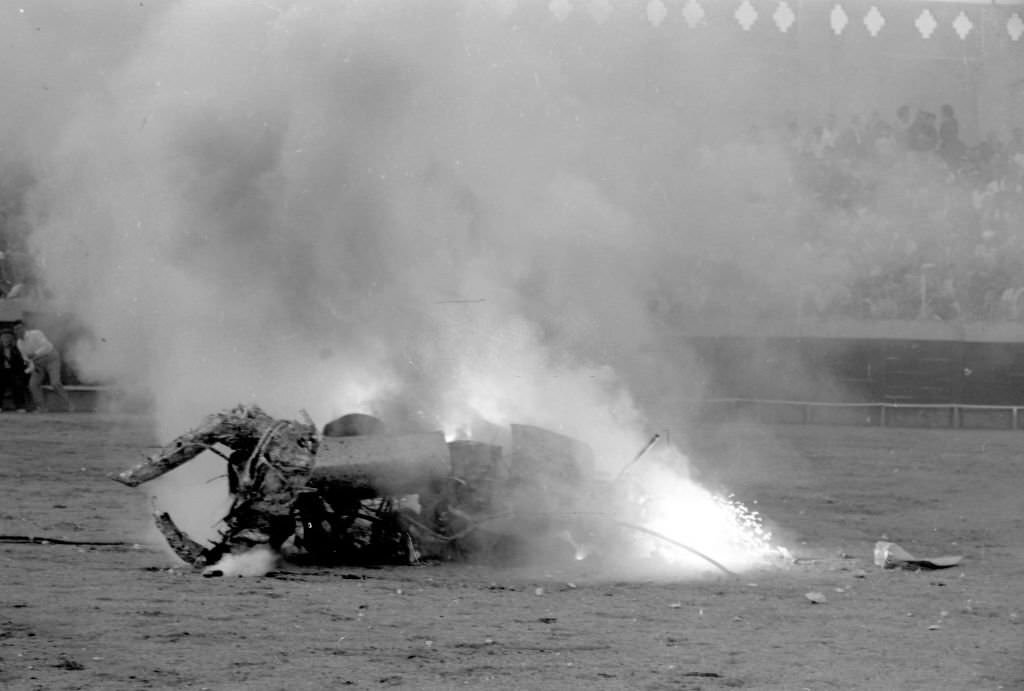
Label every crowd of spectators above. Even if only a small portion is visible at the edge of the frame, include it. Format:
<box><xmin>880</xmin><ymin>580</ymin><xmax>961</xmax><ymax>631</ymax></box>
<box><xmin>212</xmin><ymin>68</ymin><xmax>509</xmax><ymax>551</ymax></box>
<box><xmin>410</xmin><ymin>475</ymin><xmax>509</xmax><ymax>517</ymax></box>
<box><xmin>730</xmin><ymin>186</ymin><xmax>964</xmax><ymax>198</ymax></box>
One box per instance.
<box><xmin>1</xmin><ymin>105</ymin><xmax>1023</xmax><ymax>324</ymax></box>
<box><xmin>777</xmin><ymin>105</ymin><xmax>1024</xmax><ymax>322</ymax></box>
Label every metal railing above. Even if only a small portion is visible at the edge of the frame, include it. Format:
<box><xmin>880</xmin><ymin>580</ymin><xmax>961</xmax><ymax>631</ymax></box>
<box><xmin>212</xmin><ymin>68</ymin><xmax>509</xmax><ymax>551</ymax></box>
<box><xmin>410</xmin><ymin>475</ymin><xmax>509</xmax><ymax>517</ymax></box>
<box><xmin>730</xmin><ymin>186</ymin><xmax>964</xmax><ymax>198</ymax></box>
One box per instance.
<box><xmin>701</xmin><ymin>397</ymin><xmax>1024</xmax><ymax>429</ymax></box>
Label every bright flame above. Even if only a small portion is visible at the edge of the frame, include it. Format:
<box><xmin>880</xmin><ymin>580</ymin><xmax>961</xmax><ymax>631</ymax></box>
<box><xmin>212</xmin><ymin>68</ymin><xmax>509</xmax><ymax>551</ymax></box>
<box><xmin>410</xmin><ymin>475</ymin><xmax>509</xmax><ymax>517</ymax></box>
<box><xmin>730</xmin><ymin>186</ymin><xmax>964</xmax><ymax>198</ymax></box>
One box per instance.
<box><xmin>440</xmin><ymin>373</ymin><xmax>780</xmax><ymax>575</ymax></box>
<box><xmin>422</xmin><ymin>310</ymin><xmax>782</xmax><ymax>575</ymax></box>
<box><xmin>628</xmin><ymin>463</ymin><xmax>778</xmax><ymax>574</ymax></box>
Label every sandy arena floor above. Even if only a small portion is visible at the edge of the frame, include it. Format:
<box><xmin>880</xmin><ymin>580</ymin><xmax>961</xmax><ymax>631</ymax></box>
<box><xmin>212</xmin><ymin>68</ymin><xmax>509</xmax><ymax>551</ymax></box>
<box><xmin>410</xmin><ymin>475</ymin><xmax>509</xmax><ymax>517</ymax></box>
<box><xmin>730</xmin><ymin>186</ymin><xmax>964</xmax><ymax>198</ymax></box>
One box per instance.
<box><xmin>1</xmin><ymin>413</ymin><xmax>1022</xmax><ymax>690</ymax></box>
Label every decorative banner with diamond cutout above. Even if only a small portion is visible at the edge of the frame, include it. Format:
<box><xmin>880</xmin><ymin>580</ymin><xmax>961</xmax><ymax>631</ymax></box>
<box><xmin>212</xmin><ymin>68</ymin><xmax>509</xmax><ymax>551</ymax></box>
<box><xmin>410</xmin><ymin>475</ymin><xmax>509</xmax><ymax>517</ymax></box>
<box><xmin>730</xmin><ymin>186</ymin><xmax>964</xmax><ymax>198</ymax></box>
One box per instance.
<box><xmin>514</xmin><ymin>0</ymin><xmax>1024</xmax><ymax>53</ymax></box>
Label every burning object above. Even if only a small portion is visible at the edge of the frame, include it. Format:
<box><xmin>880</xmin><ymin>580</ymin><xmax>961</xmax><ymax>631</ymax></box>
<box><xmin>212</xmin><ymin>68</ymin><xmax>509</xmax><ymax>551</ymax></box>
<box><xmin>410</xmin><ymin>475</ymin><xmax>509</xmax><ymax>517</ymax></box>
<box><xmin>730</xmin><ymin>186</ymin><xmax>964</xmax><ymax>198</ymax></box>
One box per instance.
<box><xmin>115</xmin><ymin>405</ymin><xmax>773</xmax><ymax>575</ymax></box>
<box><xmin>116</xmin><ymin>405</ymin><xmax>620</xmax><ymax>570</ymax></box>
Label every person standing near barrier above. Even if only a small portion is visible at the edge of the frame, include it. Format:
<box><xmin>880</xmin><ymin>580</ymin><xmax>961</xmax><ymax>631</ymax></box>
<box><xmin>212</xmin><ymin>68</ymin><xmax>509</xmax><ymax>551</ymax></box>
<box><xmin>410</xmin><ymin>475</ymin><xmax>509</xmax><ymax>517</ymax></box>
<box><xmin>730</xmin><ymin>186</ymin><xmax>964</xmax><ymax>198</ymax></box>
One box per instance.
<box><xmin>0</xmin><ymin>329</ymin><xmax>28</xmax><ymax>412</ymax></box>
<box><xmin>12</xmin><ymin>320</ymin><xmax>74</xmax><ymax>413</ymax></box>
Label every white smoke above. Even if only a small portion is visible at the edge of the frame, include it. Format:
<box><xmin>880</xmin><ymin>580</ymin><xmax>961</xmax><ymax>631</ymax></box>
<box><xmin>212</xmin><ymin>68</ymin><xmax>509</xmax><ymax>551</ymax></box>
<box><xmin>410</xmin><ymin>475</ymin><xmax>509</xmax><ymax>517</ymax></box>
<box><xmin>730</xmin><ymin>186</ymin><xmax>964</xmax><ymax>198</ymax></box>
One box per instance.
<box><xmin>9</xmin><ymin>1</ymin><xmax>795</xmax><ymax>571</ymax></box>
<box><xmin>203</xmin><ymin>546</ymin><xmax>279</xmax><ymax>578</ymax></box>
<box><xmin>16</xmin><ymin>0</ymin><xmax>713</xmax><ymax>442</ymax></box>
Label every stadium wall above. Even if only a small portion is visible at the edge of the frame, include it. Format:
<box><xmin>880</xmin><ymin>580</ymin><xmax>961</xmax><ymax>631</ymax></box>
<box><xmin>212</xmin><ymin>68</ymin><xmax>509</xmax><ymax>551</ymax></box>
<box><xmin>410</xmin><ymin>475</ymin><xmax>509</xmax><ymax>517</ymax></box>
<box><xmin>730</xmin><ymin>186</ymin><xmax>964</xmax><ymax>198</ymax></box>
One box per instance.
<box><xmin>688</xmin><ymin>318</ymin><xmax>1024</xmax><ymax>429</ymax></box>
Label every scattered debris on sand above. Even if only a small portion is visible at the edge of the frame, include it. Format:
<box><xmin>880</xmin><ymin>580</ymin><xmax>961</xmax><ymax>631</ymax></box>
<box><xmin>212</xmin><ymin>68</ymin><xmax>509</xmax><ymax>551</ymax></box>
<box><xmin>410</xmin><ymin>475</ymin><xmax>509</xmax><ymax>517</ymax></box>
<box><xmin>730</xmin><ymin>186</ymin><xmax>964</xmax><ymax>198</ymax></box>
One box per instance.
<box><xmin>873</xmin><ymin>541</ymin><xmax>964</xmax><ymax>570</ymax></box>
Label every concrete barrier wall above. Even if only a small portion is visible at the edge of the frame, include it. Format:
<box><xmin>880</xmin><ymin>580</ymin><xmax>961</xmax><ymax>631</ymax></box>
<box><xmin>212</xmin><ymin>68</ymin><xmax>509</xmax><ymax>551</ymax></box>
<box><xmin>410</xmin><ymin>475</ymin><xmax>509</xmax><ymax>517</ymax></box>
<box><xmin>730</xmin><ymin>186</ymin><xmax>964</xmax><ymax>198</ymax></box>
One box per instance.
<box><xmin>690</xmin><ymin>331</ymin><xmax>1024</xmax><ymax>406</ymax></box>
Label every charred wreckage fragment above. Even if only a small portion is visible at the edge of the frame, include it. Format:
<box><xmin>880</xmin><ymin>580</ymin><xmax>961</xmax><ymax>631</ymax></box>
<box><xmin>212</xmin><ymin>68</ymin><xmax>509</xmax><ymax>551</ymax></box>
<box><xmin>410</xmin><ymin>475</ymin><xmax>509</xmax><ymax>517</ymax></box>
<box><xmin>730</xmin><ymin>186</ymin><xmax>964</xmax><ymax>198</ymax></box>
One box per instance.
<box><xmin>114</xmin><ymin>404</ymin><xmax>622</xmax><ymax>570</ymax></box>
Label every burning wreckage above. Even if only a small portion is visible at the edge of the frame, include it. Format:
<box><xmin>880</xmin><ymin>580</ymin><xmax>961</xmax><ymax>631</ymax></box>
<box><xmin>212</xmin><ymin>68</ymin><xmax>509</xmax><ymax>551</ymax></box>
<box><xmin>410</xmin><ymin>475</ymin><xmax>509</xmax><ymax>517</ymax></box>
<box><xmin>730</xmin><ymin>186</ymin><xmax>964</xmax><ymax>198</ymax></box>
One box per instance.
<box><xmin>115</xmin><ymin>404</ymin><xmax>737</xmax><ymax>575</ymax></box>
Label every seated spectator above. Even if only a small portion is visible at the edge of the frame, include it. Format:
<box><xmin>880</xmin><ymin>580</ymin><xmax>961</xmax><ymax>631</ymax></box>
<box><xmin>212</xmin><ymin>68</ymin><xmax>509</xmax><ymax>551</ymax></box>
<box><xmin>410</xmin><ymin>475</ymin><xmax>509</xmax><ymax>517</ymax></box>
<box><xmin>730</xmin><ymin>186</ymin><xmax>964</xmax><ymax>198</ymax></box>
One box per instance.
<box><xmin>873</xmin><ymin>123</ymin><xmax>898</xmax><ymax>161</ymax></box>
<box><xmin>838</xmin><ymin>114</ymin><xmax>869</xmax><ymax>160</ymax></box>
<box><xmin>938</xmin><ymin>104</ymin><xmax>965</xmax><ymax>167</ymax></box>
<box><xmin>783</xmin><ymin>119</ymin><xmax>803</xmax><ymax>157</ymax></box>
<box><xmin>908</xmin><ymin>110</ymin><xmax>939</xmax><ymax>152</ymax></box>
<box><xmin>0</xmin><ymin>329</ymin><xmax>27</xmax><ymax>411</ymax></box>
<box><xmin>865</xmin><ymin>110</ymin><xmax>888</xmax><ymax>147</ymax></box>
<box><xmin>819</xmin><ymin>112</ymin><xmax>840</xmax><ymax>156</ymax></box>
<box><xmin>974</xmin><ymin>132</ymin><xmax>1008</xmax><ymax>182</ymax></box>
<box><xmin>895</xmin><ymin>105</ymin><xmax>915</xmax><ymax>150</ymax></box>
<box><xmin>1009</xmin><ymin>127</ymin><xmax>1024</xmax><ymax>172</ymax></box>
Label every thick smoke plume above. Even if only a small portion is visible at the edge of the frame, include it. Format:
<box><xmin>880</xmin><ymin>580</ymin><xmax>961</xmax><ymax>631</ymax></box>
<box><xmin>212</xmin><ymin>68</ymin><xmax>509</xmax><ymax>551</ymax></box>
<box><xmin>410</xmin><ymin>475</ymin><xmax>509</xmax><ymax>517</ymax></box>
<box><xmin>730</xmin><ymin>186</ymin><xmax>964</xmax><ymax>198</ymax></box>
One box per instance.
<box><xmin>6</xmin><ymin>1</ymin><xmax>805</xmax><ymax>570</ymax></box>
<box><xmin>17</xmin><ymin>0</ymin><xmax>733</xmax><ymax>442</ymax></box>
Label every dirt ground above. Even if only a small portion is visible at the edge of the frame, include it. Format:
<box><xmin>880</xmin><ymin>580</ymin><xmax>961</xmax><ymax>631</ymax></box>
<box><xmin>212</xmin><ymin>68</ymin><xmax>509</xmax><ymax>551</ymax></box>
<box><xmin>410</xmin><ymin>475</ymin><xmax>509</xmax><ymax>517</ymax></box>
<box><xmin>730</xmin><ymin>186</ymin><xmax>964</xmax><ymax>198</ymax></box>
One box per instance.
<box><xmin>1</xmin><ymin>413</ymin><xmax>1022</xmax><ymax>690</ymax></box>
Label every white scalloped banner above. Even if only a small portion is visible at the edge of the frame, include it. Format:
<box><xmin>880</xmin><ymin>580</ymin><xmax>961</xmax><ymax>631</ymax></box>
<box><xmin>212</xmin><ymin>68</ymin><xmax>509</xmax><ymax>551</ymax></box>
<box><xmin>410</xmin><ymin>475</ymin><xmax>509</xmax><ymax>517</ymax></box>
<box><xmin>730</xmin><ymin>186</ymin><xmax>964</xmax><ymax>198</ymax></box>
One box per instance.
<box><xmin>505</xmin><ymin>0</ymin><xmax>1024</xmax><ymax>44</ymax></box>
